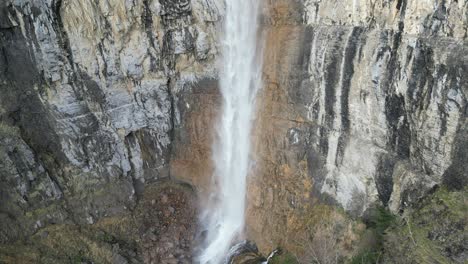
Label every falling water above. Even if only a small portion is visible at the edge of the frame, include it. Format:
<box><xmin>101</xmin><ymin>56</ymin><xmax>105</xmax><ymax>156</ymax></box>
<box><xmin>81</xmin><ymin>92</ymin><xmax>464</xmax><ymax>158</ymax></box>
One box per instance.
<box><xmin>197</xmin><ymin>0</ymin><xmax>263</xmax><ymax>263</ymax></box>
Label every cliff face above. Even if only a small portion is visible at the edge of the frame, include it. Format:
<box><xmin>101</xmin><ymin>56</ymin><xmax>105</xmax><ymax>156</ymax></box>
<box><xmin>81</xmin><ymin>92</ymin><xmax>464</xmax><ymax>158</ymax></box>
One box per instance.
<box><xmin>0</xmin><ymin>0</ymin><xmax>467</xmax><ymax>263</ymax></box>
<box><xmin>0</xmin><ymin>0</ymin><xmax>221</xmax><ymax>247</ymax></box>
<box><xmin>247</xmin><ymin>0</ymin><xmax>467</xmax><ymax>256</ymax></box>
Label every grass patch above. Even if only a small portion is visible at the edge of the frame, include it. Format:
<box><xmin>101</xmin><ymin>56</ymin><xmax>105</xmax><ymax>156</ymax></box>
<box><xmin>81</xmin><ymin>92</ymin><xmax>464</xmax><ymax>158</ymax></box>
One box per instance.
<box><xmin>377</xmin><ymin>187</ymin><xmax>467</xmax><ymax>263</ymax></box>
<box><xmin>0</xmin><ymin>214</ymin><xmax>139</xmax><ymax>264</ymax></box>
<box><xmin>0</xmin><ymin>123</ymin><xmax>19</xmax><ymax>138</ymax></box>
<box><xmin>350</xmin><ymin>249</ymin><xmax>381</xmax><ymax>264</ymax></box>
<box><xmin>269</xmin><ymin>252</ymin><xmax>299</xmax><ymax>264</ymax></box>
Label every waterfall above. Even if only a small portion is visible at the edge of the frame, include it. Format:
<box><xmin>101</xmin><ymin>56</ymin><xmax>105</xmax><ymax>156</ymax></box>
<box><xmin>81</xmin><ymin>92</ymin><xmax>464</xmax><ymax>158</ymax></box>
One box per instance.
<box><xmin>197</xmin><ymin>0</ymin><xmax>263</xmax><ymax>263</ymax></box>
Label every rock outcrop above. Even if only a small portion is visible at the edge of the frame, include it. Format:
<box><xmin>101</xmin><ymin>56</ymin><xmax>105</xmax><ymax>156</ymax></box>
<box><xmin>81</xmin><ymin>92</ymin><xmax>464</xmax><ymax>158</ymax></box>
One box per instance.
<box><xmin>0</xmin><ymin>0</ymin><xmax>221</xmax><ymax>248</ymax></box>
<box><xmin>247</xmin><ymin>0</ymin><xmax>467</xmax><ymax>255</ymax></box>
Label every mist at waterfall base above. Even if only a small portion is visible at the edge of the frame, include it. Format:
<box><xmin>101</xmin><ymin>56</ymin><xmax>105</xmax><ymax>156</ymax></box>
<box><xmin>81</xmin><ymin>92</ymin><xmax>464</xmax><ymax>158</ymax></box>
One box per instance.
<box><xmin>196</xmin><ymin>0</ymin><xmax>263</xmax><ymax>263</ymax></box>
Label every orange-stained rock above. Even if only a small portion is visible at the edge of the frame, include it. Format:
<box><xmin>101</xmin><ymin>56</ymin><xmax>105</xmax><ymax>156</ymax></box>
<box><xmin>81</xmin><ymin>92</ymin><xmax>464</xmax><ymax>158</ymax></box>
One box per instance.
<box><xmin>246</xmin><ymin>2</ymin><xmax>317</xmax><ymax>253</ymax></box>
<box><xmin>170</xmin><ymin>78</ymin><xmax>221</xmax><ymax>197</ymax></box>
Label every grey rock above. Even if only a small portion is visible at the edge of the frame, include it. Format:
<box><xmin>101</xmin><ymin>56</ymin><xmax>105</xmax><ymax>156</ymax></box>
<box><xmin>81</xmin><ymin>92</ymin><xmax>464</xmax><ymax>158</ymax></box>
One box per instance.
<box><xmin>0</xmin><ymin>0</ymin><xmax>221</xmax><ymax>242</ymax></box>
<box><xmin>264</xmin><ymin>0</ymin><xmax>467</xmax><ymax>214</ymax></box>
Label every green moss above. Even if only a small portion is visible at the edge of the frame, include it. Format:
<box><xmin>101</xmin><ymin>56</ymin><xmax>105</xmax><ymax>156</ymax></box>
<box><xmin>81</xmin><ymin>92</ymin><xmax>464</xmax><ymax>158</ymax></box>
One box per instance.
<box><xmin>380</xmin><ymin>187</ymin><xmax>467</xmax><ymax>263</ymax></box>
<box><xmin>0</xmin><ymin>123</ymin><xmax>19</xmax><ymax>138</ymax></box>
<box><xmin>0</xmin><ymin>214</ymin><xmax>139</xmax><ymax>264</ymax></box>
<box><xmin>96</xmin><ymin>231</ymin><xmax>117</xmax><ymax>244</ymax></box>
<box><xmin>422</xmin><ymin>186</ymin><xmax>466</xmax><ymax>219</ymax></box>
<box><xmin>350</xmin><ymin>187</ymin><xmax>466</xmax><ymax>263</ymax></box>
<box><xmin>69</xmin><ymin>251</ymin><xmax>92</xmax><ymax>264</ymax></box>
<box><xmin>0</xmin><ymin>181</ymin><xmax>197</xmax><ymax>263</ymax></box>
<box><xmin>24</xmin><ymin>203</ymin><xmax>62</xmax><ymax>219</ymax></box>
<box><xmin>269</xmin><ymin>252</ymin><xmax>299</xmax><ymax>264</ymax></box>
<box><xmin>0</xmin><ymin>243</ymin><xmax>41</xmax><ymax>264</ymax></box>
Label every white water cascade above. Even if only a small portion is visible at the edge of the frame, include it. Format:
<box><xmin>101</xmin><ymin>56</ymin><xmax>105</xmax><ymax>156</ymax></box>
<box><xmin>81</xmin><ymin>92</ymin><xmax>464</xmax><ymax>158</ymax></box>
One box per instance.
<box><xmin>197</xmin><ymin>0</ymin><xmax>263</xmax><ymax>263</ymax></box>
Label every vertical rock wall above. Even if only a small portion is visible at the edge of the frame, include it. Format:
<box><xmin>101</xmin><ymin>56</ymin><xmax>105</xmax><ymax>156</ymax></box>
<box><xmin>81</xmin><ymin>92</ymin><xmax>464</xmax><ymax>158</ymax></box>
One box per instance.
<box><xmin>1</xmin><ymin>0</ymin><xmax>467</xmax><ymax>261</ymax></box>
<box><xmin>0</xmin><ymin>0</ymin><xmax>222</xmax><ymax>243</ymax></box>
<box><xmin>247</xmin><ymin>0</ymin><xmax>467</xmax><ymax>253</ymax></box>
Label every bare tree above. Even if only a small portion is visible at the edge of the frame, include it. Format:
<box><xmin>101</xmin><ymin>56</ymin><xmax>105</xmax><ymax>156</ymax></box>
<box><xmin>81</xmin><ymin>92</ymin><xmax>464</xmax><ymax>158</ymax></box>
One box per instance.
<box><xmin>296</xmin><ymin>212</ymin><xmax>347</xmax><ymax>264</ymax></box>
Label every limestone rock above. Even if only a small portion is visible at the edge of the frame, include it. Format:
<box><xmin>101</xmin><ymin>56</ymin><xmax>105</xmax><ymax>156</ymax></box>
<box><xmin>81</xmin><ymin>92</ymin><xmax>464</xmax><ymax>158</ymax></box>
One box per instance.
<box><xmin>0</xmin><ymin>0</ymin><xmax>466</xmax><ymax>262</ymax></box>
<box><xmin>0</xmin><ymin>0</ymin><xmax>221</xmax><ymax>242</ymax></box>
<box><xmin>247</xmin><ymin>0</ymin><xmax>467</xmax><ymax>254</ymax></box>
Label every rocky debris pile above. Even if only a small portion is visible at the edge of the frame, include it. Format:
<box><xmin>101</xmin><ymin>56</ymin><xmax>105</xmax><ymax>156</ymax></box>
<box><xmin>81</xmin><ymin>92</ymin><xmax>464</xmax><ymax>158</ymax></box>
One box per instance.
<box><xmin>0</xmin><ymin>181</ymin><xmax>198</xmax><ymax>264</ymax></box>
<box><xmin>136</xmin><ymin>183</ymin><xmax>197</xmax><ymax>264</ymax></box>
